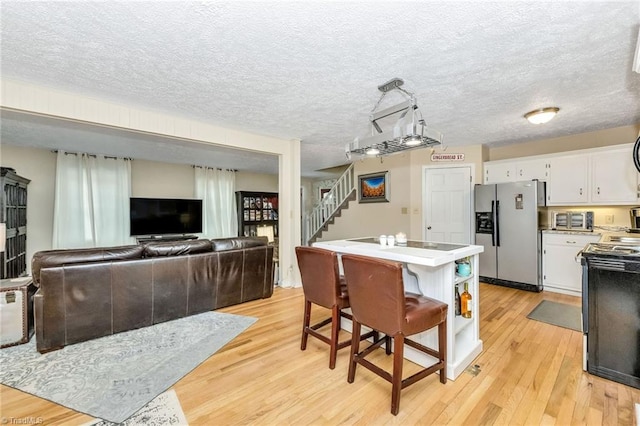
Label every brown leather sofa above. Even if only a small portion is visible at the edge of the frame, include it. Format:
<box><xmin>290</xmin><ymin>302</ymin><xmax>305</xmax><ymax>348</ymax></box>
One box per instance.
<box><xmin>31</xmin><ymin>237</ymin><xmax>274</xmax><ymax>353</ymax></box>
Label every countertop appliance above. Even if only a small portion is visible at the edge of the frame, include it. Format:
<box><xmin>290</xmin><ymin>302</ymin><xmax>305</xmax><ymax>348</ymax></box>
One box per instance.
<box><xmin>630</xmin><ymin>207</ymin><xmax>640</xmax><ymax>233</ymax></box>
<box><xmin>581</xmin><ymin>242</ymin><xmax>640</xmax><ymax>389</ymax></box>
<box><xmin>551</xmin><ymin>210</ymin><xmax>594</xmax><ymax>231</ymax></box>
<box><xmin>474</xmin><ymin>181</ymin><xmax>546</xmax><ymax>292</ymax></box>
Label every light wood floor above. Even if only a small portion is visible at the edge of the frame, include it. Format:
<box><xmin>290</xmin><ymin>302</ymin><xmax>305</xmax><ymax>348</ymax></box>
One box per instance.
<box><xmin>2</xmin><ymin>283</ymin><xmax>639</xmax><ymax>425</ymax></box>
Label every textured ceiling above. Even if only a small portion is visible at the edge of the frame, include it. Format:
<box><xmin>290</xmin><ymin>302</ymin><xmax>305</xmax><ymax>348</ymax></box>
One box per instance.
<box><xmin>1</xmin><ymin>1</ymin><xmax>639</xmax><ymax>178</ymax></box>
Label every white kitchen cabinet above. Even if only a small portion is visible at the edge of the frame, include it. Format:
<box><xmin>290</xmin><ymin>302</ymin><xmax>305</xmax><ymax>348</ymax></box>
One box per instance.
<box><xmin>484</xmin><ymin>159</ymin><xmax>547</xmax><ymax>184</ymax></box>
<box><xmin>484</xmin><ymin>162</ymin><xmax>516</xmax><ymax>184</ymax></box>
<box><xmin>590</xmin><ymin>147</ymin><xmax>639</xmax><ymax>204</ymax></box>
<box><xmin>546</xmin><ymin>154</ymin><xmax>589</xmax><ymax>205</ymax></box>
<box><xmin>542</xmin><ymin>232</ymin><xmax>600</xmax><ymax>296</ymax></box>
<box><xmin>515</xmin><ymin>158</ymin><xmax>548</xmax><ymax>182</ymax></box>
<box><xmin>484</xmin><ymin>143</ymin><xmax>637</xmax><ymax>206</ymax></box>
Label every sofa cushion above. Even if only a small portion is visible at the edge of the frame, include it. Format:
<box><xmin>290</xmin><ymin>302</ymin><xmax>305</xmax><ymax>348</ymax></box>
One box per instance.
<box><xmin>143</xmin><ymin>239</ymin><xmax>213</xmax><ymax>257</ymax></box>
<box><xmin>211</xmin><ymin>236</ymin><xmax>267</xmax><ymax>252</ymax></box>
<box><xmin>31</xmin><ymin>245</ymin><xmax>144</xmax><ymax>287</ymax></box>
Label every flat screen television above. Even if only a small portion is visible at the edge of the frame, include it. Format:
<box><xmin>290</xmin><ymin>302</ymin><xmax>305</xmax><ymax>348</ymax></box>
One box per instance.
<box><xmin>130</xmin><ymin>197</ymin><xmax>203</xmax><ymax>236</ymax></box>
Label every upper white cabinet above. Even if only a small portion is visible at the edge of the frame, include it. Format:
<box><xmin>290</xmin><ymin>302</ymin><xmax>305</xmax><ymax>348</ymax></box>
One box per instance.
<box><xmin>484</xmin><ymin>158</ymin><xmax>547</xmax><ymax>184</ymax></box>
<box><xmin>590</xmin><ymin>147</ymin><xmax>638</xmax><ymax>204</ymax></box>
<box><xmin>546</xmin><ymin>154</ymin><xmax>589</xmax><ymax>205</ymax></box>
<box><xmin>484</xmin><ymin>144</ymin><xmax>639</xmax><ymax>206</ymax></box>
<box><xmin>515</xmin><ymin>158</ymin><xmax>548</xmax><ymax>182</ymax></box>
<box><xmin>484</xmin><ymin>162</ymin><xmax>516</xmax><ymax>184</ymax></box>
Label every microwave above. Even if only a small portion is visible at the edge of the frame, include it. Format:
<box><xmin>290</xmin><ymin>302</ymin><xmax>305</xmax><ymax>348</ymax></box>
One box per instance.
<box><xmin>552</xmin><ymin>211</ymin><xmax>594</xmax><ymax>231</ymax></box>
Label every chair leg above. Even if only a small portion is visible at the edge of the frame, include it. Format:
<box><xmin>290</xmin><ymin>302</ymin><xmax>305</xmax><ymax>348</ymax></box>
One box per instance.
<box><xmin>391</xmin><ymin>334</ymin><xmax>404</xmax><ymax>415</ymax></box>
<box><xmin>301</xmin><ymin>299</ymin><xmax>311</xmax><ymax>351</ymax></box>
<box><xmin>438</xmin><ymin>320</ymin><xmax>447</xmax><ymax>384</ymax></box>
<box><xmin>329</xmin><ymin>306</ymin><xmax>340</xmax><ymax>369</ymax></box>
<box><xmin>385</xmin><ymin>335</ymin><xmax>392</xmax><ymax>355</ymax></box>
<box><xmin>347</xmin><ymin>320</ymin><xmax>361</xmax><ymax>383</ymax></box>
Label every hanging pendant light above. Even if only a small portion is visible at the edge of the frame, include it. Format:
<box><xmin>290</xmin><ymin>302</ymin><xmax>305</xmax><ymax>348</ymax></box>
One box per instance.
<box><xmin>347</xmin><ymin>78</ymin><xmax>443</xmax><ymax>158</ymax></box>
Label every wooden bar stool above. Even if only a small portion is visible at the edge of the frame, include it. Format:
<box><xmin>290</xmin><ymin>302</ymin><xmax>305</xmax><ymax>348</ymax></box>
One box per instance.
<box><xmin>295</xmin><ymin>246</ymin><xmax>376</xmax><ymax>369</ymax></box>
<box><xmin>341</xmin><ymin>253</ymin><xmax>448</xmax><ymax>415</ymax></box>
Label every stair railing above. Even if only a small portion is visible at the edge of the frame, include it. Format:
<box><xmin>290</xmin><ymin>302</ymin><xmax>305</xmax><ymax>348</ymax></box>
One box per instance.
<box><xmin>304</xmin><ymin>164</ymin><xmax>356</xmax><ymax>245</ymax></box>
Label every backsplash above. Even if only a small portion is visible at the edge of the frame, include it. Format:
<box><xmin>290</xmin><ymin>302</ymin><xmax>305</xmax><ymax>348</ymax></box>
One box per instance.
<box><xmin>542</xmin><ymin>206</ymin><xmax>637</xmax><ymax>228</ymax></box>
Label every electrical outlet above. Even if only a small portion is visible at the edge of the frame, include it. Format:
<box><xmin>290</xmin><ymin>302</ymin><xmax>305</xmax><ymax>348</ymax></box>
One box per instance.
<box><xmin>605</xmin><ymin>214</ymin><xmax>614</xmax><ymax>224</ymax></box>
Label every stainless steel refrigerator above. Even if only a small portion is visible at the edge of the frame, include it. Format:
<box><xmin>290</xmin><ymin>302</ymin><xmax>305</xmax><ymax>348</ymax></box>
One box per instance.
<box><xmin>474</xmin><ymin>181</ymin><xmax>546</xmax><ymax>292</ymax></box>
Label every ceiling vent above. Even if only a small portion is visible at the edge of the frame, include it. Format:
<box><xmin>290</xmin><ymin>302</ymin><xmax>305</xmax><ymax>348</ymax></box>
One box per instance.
<box><xmin>347</xmin><ymin>78</ymin><xmax>442</xmax><ymax>159</ymax></box>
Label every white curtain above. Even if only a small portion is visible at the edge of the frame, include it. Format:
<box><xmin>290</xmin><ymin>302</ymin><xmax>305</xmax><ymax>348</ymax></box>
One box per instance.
<box><xmin>194</xmin><ymin>167</ymin><xmax>238</xmax><ymax>239</ymax></box>
<box><xmin>53</xmin><ymin>151</ymin><xmax>132</xmax><ymax>248</ymax></box>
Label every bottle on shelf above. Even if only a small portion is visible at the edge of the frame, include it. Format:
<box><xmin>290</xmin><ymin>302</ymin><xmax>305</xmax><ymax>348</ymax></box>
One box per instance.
<box><xmin>461</xmin><ymin>282</ymin><xmax>472</xmax><ymax>319</ymax></box>
<box><xmin>455</xmin><ymin>284</ymin><xmax>461</xmax><ymax>316</ymax></box>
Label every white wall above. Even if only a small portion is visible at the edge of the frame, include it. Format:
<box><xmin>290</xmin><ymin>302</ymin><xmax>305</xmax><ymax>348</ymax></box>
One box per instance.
<box><xmin>317</xmin><ymin>144</ymin><xmax>486</xmax><ymax>242</ymax></box>
<box><xmin>131</xmin><ymin>160</ymin><xmax>195</xmax><ymax>198</ymax></box>
<box><xmin>316</xmin><ymin>153</ymin><xmax>413</xmax><ymax>241</ymax></box>
<box><xmin>489</xmin><ymin>124</ymin><xmax>639</xmax><ymax>160</ymax></box>
<box><xmin>132</xmin><ymin>160</ymin><xmax>279</xmax><ymax>197</ymax></box>
<box><xmin>0</xmin><ymin>145</ymin><xmax>56</xmax><ymax>272</ymax></box>
<box><xmin>542</xmin><ymin>206</ymin><xmax>633</xmax><ymax>228</ymax></box>
<box><xmin>0</xmin><ymin>145</ymin><xmax>280</xmax><ymax>273</ymax></box>
<box><xmin>300</xmin><ymin>178</ymin><xmax>313</xmax><ymax>216</ymax></box>
<box><xmin>318</xmin><ymin>125</ymin><xmax>638</xmax><ymax>242</ymax></box>
<box><xmin>1</xmin><ymin>78</ymin><xmax>302</xmax><ymax>288</ymax></box>
<box><xmin>236</xmin><ymin>171</ymin><xmax>278</xmax><ymax>192</ymax></box>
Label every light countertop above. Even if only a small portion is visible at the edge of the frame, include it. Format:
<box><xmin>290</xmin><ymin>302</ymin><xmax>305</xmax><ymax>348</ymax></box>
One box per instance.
<box><xmin>541</xmin><ymin>228</ymin><xmax>635</xmax><ymax>242</ymax></box>
<box><xmin>542</xmin><ymin>229</ymin><xmax>601</xmax><ymax>236</ymax></box>
<box><xmin>313</xmin><ymin>238</ymin><xmax>484</xmax><ymax>267</ymax></box>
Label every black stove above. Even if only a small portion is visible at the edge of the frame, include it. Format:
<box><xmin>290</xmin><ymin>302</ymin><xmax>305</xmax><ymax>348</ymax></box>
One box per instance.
<box><xmin>582</xmin><ymin>242</ymin><xmax>640</xmax><ymax>259</ymax></box>
<box><xmin>581</xmin><ymin>242</ymin><xmax>640</xmax><ymax>389</ymax></box>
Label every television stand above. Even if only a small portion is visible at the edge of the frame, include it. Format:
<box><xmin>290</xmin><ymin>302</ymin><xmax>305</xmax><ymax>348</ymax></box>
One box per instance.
<box><xmin>135</xmin><ymin>235</ymin><xmax>199</xmax><ymax>244</ymax></box>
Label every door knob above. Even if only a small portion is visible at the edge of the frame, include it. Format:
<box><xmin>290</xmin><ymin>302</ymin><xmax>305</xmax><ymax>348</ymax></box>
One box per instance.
<box><xmin>427</xmin><ymin>226</ymin><xmax>432</xmax><ymax>230</ymax></box>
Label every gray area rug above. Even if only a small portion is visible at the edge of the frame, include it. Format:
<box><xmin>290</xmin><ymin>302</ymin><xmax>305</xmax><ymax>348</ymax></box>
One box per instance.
<box><xmin>527</xmin><ymin>300</ymin><xmax>582</xmax><ymax>332</ymax></box>
<box><xmin>0</xmin><ymin>311</ymin><xmax>256</xmax><ymax>423</ymax></box>
<box><xmin>82</xmin><ymin>389</ymin><xmax>188</xmax><ymax>426</ymax></box>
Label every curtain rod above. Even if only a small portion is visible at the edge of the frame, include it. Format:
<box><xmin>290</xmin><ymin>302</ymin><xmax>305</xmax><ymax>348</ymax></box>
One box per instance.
<box><xmin>192</xmin><ymin>165</ymin><xmax>237</xmax><ymax>172</ymax></box>
<box><xmin>51</xmin><ymin>150</ymin><xmax>132</xmax><ymax>161</ymax></box>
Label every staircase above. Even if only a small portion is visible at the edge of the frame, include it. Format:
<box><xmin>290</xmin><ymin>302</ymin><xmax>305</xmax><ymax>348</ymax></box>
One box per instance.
<box><xmin>304</xmin><ymin>164</ymin><xmax>356</xmax><ymax>245</ymax></box>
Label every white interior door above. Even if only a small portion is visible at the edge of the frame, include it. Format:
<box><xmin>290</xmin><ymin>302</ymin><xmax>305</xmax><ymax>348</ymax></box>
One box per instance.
<box><xmin>424</xmin><ymin>165</ymin><xmax>473</xmax><ymax>244</ymax></box>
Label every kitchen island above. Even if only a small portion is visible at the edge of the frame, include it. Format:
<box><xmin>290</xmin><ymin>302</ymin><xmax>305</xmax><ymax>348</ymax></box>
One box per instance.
<box><xmin>313</xmin><ymin>237</ymin><xmax>484</xmax><ymax>380</ymax></box>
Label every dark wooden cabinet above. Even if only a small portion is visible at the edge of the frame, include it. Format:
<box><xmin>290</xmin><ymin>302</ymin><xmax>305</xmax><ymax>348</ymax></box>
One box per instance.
<box><xmin>1</xmin><ymin>168</ymin><xmax>30</xmax><ymax>279</ymax></box>
<box><xmin>236</xmin><ymin>191</ymin><xmax>278</xmax><ymax>239</ymax></box>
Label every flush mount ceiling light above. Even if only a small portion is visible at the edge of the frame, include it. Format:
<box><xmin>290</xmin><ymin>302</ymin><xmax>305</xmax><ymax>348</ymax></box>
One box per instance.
<box><xmin>524</xmin><ymin>107</ymin><xmax>560</xmax><ymax>124</ymax></box>
<box><xmin>346</xmin><ymin>78</ymin><xmax>442</xmax><ymax>158</ymax></box>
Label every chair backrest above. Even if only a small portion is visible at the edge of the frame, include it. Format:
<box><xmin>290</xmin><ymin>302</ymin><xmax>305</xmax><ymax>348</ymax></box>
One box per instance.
<box><xmin>341</xmin><ymin>253</ymin><xmax>406</xmax><ymax>335</ymax></box>
<box><xmin>295</xmin><ymin>246</ymin><xmax>342</xmax><ymax>309</ymax></box>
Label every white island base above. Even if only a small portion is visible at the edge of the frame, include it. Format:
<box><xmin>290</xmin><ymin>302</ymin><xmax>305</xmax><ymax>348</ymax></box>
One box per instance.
<box><xmin>313</xmin><ymin>238</ymin><xmax>484</xmax><ymax>381</ymax></box>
